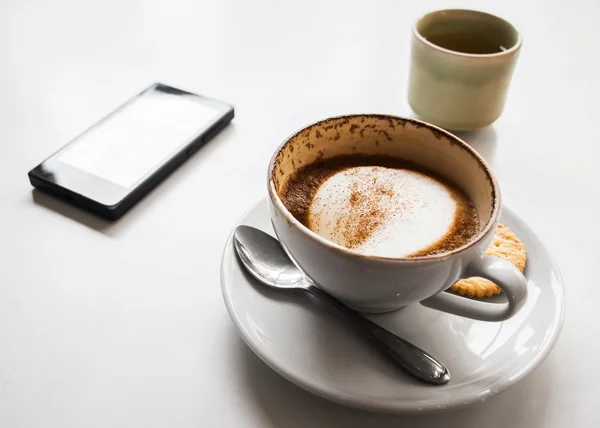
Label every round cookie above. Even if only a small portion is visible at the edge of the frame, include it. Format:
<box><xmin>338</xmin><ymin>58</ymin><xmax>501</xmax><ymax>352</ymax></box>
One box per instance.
<box><xmin>485</xmin><ymin>224</ymin><xmax>527</xmax><ymax>272</ymax></box>
<box><xmin>449</xmin><ymin>224</ymin><xmax>527</xmax><ymax>298</ymax></box>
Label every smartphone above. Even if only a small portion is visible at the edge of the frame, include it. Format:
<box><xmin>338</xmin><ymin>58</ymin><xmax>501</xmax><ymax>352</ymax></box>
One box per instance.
<box><xmin>28</xmin><ymin>83</ymin><xmax>234</xmax><ymax>220</ymax></box>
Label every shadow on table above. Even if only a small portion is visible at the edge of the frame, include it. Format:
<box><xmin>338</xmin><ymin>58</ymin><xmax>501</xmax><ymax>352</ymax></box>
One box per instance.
<box><xmin>407</xmin><ymin>111</ymin><xmax>498</xmax><ymax>166</ymax></box>
<box><xmin>233</xmin><ymin>332</ymin><xmax>555</xmax><ymax>428</ymax></box>
<box><xmin>453</xmin><ymin>127</ymin><xmax>498</xmax><ymax>167</ymax></box>
<box><xmin>31</xmin><ymin>189</ymin><xmax>114</xmax><ymax>231</ymax></box>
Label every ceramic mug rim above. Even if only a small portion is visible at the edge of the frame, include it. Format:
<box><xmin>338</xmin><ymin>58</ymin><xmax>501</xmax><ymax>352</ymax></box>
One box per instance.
<box><xmin>267</xmin><ymin>114</ymin><xmax>501</xmax><ymax>263</ymax></box>
<box><xmin>413</xmin><ymin>9</ymin><xmax>523</xmax><ymax>59</ymax></box>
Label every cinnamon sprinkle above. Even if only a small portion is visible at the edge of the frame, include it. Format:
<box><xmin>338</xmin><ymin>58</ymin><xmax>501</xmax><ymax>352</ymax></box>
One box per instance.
<box><xmin>280</xmin><ymin>155</ymin><xmax>479</xmax><ymax>257</ymax></box>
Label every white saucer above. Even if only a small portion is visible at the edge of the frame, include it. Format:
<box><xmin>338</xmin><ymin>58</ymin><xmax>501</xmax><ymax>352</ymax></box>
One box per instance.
<box><xmin>221</xmin><ymin>199</ymin><xmax>565</xmax><ymax>413</ymax></box>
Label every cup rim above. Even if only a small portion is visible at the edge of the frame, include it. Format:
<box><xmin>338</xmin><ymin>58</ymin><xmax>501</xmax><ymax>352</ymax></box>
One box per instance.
<box><xmin>413</xmin><ymin>9</ymin><xmax>522</xmax><ymax>59</ymax></box>
<box><xmin>267</xmin><ymin>114</ymin><xmax>501</xmax><ymax>263</ymax></box>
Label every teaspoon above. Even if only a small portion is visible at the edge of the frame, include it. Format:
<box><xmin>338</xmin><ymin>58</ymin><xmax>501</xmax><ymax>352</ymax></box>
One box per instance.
<box><xmin>233</xmin><ymin>225</ymin><xmax>450</xmax><ymax>385</ymax></box>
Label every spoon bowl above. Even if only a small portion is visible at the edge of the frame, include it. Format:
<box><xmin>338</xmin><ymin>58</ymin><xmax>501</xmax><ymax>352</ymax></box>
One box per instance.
<box><xmin>234</xmin><ymin>226</ymin><xmax>304</xmax><ymax>289</ymax></box>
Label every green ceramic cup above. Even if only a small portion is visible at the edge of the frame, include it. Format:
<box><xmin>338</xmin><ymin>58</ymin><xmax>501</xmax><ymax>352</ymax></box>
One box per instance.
<box><xmin>408</xmin><ymin>9</ymin><xmax>522</xmax><ymax>131</ymax></box>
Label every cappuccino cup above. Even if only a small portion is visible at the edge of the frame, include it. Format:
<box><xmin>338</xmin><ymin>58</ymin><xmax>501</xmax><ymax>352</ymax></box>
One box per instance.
<box><xmin>267</xmin><ymin>114</ymin><xmax>527</xmax><ymax>320</ymax></box>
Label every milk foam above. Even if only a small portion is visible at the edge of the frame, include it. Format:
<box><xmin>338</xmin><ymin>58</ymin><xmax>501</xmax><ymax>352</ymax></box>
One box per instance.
<box><xmin>307</xmin><ymin>166</ymin><xmax>457</xmax><ymax>257</ymax></box>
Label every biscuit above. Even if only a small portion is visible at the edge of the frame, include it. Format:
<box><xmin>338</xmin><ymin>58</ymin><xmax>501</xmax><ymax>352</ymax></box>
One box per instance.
<box><xmin>450</xmin><ymin>277</ymin><xmax>502</xmax><ymax>298</ymax></box>
<box><xmin>449</xmin><ymin>224</ymin><xmax>526</xmax><ymax>298</ymax></box>
<box><xmin>485</xmin><ymin>224</ymin><xmax>527</xmax><ymax>272</ymax></box>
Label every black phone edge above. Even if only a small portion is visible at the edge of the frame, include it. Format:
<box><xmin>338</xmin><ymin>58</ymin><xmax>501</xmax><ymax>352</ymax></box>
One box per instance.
<box><xmin>29</xmin><ymin>107</ymin><xmax>234</xmax><ymax>221</ymax></box>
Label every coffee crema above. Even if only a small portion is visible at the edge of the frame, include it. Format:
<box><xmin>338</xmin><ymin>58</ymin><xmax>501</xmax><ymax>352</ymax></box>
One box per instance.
<box><xmin>280</xmin><ymin>155</ymin><xmax>479</xmax><ymax>258</ymax></box>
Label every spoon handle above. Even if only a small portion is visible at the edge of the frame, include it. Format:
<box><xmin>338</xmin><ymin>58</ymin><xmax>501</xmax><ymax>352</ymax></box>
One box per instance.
<box><xmin>304</xmin><ymin>284</ymin><xmax>450</xmax><ymax>385</ymax></box>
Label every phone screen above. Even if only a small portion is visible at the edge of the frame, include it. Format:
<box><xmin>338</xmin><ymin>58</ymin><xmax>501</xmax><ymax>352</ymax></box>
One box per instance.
<box><xmin>56</xmin><ymin>87</ymin><xmax>222</xmax><ymax>188</ymax></box>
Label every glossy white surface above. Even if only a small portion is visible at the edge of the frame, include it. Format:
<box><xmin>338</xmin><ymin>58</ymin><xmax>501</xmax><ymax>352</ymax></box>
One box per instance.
<box><xmin>0</xmin><ymin>0</ymin><xmax>598</xmax><ymax>427</ymax></box>
<box><xmin>222</xmin><ymin>199</ymin><xmax>564</xmax><ymax>413</ymax></box>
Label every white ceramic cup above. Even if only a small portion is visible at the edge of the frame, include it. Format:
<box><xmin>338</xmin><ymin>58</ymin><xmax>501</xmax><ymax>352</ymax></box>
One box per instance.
<box><xmin>267</xmin><ymin>114</ymin><xmax>527</xmax><ymax>320</ymax></box>
<box><xmin>408</xmin><ymin>9</ymin><xmax>522</xmax><ymax>130</ymax></box>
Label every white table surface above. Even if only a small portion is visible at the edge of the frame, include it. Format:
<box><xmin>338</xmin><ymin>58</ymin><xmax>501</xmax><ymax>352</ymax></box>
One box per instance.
<box><xmin>1</xmin><ymin>0</ymin><xmax>598</xmax><ymax>426</ymax></box>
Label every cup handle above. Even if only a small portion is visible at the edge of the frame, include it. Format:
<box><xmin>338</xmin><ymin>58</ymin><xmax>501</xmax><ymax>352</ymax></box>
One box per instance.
<box><xmin>419</xmin><ymin>255</ymin><xmax>528</xmax><ymax>321</ymax></box>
